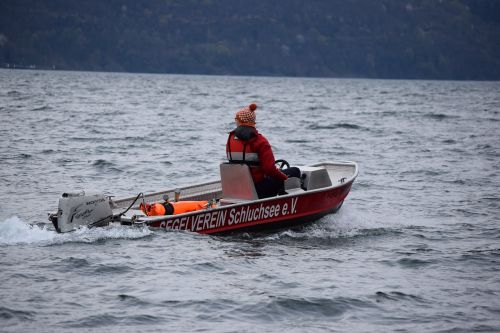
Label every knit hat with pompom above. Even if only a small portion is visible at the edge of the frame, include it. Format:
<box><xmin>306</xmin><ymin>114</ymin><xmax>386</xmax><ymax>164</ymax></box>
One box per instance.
<box><xmin>235</xmin><ymin>103</ymin><xmax>257</xmax><ymax>126</ymax></box>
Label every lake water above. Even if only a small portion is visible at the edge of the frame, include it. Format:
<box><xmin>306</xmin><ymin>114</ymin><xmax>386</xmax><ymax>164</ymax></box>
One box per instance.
<box><xmin>1</xmin><ymin>69</ymin><xmax>499</xmax><ymax>332</ymax></box>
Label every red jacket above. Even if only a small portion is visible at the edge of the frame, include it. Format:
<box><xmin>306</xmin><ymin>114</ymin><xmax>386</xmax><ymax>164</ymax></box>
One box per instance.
<box><xmin>226</xmin><ymin>126</ymin><xmax>288</xmax><ymax>183</ymax></box>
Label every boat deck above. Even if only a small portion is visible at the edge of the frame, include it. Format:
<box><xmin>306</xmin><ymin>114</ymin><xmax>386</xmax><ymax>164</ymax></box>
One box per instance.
<box><xmin>318</xmin><ymin>161</ymin><xmax>358</xmax><ymax>185</ymax></box>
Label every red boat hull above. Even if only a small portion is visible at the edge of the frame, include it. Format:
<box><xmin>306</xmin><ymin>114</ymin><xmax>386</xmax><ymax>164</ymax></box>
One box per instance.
<box><xmin>147</xmin><ymin>181</ymin><xmax>353</xmax><ymax>234</ymax></box>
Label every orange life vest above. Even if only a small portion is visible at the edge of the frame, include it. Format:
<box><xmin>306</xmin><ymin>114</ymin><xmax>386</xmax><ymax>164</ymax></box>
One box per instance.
<box><xmin>226</xmin><ymin>132</ymin><xmax>260</xmax><ymax>165</ymax></box>
<box><xmin>140</xmin><ymin>201</ymin><xmax>209</xmax><ymax>216</ymax></box>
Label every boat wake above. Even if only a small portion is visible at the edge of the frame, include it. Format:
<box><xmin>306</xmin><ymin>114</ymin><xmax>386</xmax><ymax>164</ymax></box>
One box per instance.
<box><xmin>316</xmin><ymin>207</ymin><xmax>407</xmax><ymax>238</ymax></box>
<box><xmin>227</xmin><ymin>207</ymin><xmax>408</xmax><ymax>245</ymax></box>
<box><xmin>269</xmin><ymin>207</ymin><xmax>407</xmax><ymax>242</ymax></box>
<box><xmin>0</xmin><ymin>216</ymin><xmax>152</xmax><ymax>246</ymax></box>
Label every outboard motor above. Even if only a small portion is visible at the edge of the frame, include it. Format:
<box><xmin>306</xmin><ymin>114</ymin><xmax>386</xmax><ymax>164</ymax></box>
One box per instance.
<box><xmin>49</xmin><ymin>192</ymin><xmax>113</xmax><ymax>233</ymax></box>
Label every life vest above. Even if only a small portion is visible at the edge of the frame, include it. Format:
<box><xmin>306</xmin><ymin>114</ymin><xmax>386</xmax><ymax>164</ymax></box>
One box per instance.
<box><xmin>226</xmin><ymin>132</ymin><xmax>260</xmax><ymax>165</ymax></box>
<box><xmin>140</xmin><ymin>201</ymin><xmax>210</xmax><ymax>216</ymax></box>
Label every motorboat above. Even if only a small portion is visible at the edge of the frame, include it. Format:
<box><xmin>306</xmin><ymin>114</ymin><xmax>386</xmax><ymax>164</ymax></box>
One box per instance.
<box><xmin>49</xmin><ymin>161</ymin><xmax>358</xmax><ymax>234</ymax></box>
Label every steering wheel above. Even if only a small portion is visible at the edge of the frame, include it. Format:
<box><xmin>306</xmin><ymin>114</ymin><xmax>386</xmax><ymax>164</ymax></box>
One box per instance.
<box><xmin>275</xmin><ymin>159</ymin><xmax>290</xmax><ymax>170</ymax></box>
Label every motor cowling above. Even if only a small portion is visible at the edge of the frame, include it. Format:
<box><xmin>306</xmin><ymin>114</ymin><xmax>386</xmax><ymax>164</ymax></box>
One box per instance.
<box><xmin>51</xmin><ymin>192</ymin><xmax>113</xmax><ymax>233</ymax></box>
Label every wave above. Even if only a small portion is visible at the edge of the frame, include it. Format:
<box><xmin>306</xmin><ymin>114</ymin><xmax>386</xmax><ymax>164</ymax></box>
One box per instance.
<box><xmin>31</xmin><ymin>105</ymin><xmax>51</xmax><ymax>111</ymax></box>
<box><xmin>0</xmin><ymin>305</ymin><xmax>35</xmax><ymax>321</ymax></box>
<box><xmin>117</xmin><ymin>294</ymin><xmax>154</xmax><ymax>307</ymax></box>
<box><xmin>233</xmin><ymin>295</ymin><xmax>376</xmax><ymax>321</ymax></box>
<box><xmin>374</xmin><ymin>291</ymin><xmax>429</xmax><ymax>303</ymax></box>
<box><xmin>307</xmin><ymin>105</ymin><xmax>330</xmax><ymax>111</ymax></box>
<box><xmin>40</xmin><ymin>149</ymin><xmax>56</xmax><ymax>154</ymax></box>
<box><xmin>0</xmin><ymin>216</ymin><xmax>152</xmax><ymax>246</ymax></box>
<box><xmin>63</xmin><ymin>313</ymin><xmax>163</xmax><ymax>328</ymax></box>
<box><xmin>308</xmin><ymin>123</ymin><xmax>365</xmax><ymax>130</ymax></box>
<box><xmin>285</xmin><ymin>139</ymin><xmax>310</xmax><ymax>143</ymax></box>
<box><xmin>423</xmin><ymin>112</ymin><xmax>460</xmax><ymax>120</ymax></box>
<box><xmin>396</xmin><ymin>257</ymin><xmax>435</xmax><ymax>268</ymax></box>
<box><xmin>18</xmin><ymin>153</ymin><xmax>32</xmax><ymax>159</ymax></box>
<box><xmin>92</xmin><ymin>159</ymin><xmax>116</xmax><ymax>168</ymax></box>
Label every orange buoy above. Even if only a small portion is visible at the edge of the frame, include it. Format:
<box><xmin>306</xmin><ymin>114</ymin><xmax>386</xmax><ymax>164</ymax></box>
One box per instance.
<box><xmin>170</xmin><ymin>201</ymin><xmax>209</xmax><ymax>214</ymax></box>
<box><xmin>140</xmin><ymin>201</ymin><xmax>210</xmax><ymax>216</ymax></box>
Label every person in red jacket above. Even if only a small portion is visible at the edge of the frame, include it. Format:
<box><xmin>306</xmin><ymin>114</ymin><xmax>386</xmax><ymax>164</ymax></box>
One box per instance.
<box><xmin>226</xmin><ymin>103</ymin><xmax>300</xmax><ymax>198</ymax></box>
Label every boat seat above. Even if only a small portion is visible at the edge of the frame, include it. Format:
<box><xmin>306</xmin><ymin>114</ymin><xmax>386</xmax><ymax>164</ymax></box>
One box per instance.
<box><xmin>284</xmin><ymin>177</ymin><xmax>305</xmax><ymax>194</ymax></box>
<box><xmin>219</xmin><ymin>163</ymin><xmax>259</xmax><ymax>205</ymax></box>
<box><xmin>300</xmin><ymin>166</ymin><xmax>332</xmax><ymax>190</ymax></box>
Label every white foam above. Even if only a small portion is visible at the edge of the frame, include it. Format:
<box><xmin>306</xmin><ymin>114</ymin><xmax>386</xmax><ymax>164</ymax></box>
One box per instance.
<box><xmin>0</xmin><ymin>216</ymin><xmax>56</xmax><ymax>245</ymax></box>
<box><xmin>321</xmin><ymin>207</ymin><xmax>408</xmax><ymax>236</ymax></box>
<box><xmin>0</xmin><ymin>216</ymin><xmax>152</xmax><ymax>246</ymax></box>
<box><xmin>62</xmin><ymin>223</ymin><xmax>153</xmax><ymax>244</ymax></box>
<box><xmin>268</xmin><ymin>206</ymin><xmax>408</xmax><ymax>240</ymax></box>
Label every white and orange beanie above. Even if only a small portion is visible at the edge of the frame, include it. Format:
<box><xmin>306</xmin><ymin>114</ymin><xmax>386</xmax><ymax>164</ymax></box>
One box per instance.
<box><xmin>235</xmin><ymin>103</ymin><xmax>257</xmax><ymax>126</ymax></box>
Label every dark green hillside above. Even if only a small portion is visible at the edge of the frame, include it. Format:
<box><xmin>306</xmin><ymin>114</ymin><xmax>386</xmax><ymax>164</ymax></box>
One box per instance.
<box><xmin>1</xmin><ymin>0</ymin><xmax>499</xmax><ymax>79</ymax></box>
